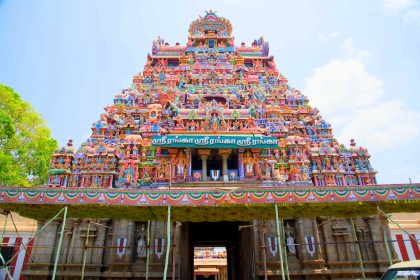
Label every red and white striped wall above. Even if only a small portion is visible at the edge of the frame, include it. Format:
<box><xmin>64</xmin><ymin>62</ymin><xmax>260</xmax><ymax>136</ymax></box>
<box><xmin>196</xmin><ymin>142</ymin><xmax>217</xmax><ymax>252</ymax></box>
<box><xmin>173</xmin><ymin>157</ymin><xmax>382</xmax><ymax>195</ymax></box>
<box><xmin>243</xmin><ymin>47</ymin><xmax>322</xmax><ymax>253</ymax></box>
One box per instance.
<box><xmin>0</xmin><ymin>235</ymin><xmax>34</xmax><ymax>280</ymax></box>
<box><xmin>391</xmin><ymin>231</ymin><xmax>420</xmax><ymax>261</ymax></box>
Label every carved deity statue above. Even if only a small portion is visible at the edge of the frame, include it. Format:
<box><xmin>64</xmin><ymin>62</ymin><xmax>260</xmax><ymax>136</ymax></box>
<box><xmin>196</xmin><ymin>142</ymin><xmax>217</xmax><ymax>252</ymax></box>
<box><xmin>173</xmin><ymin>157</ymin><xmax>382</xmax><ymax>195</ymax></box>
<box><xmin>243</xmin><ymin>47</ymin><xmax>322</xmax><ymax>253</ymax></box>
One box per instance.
<box><xmin>285</xmin><ymin>222</ymin><xmax>296</xmax><ymax>254</ymax></box>
<box><xmin>137</xmin><ymin>235</ymin><xmax>147</xmax><ymax>257</ymax></box>
<box><xmin>158</xmin><ymin>164</ymin><xmax>167</xmax><ymax>180</ymax></box>
<box><xmin>242</xmin><ymin>150</ymin><xmax>254</xmax><ymax>175</ymax></box>
<box><xmin>176</xmin><ymin>150</ymin><xmax>187</xmax><ymax>176</ymax></box>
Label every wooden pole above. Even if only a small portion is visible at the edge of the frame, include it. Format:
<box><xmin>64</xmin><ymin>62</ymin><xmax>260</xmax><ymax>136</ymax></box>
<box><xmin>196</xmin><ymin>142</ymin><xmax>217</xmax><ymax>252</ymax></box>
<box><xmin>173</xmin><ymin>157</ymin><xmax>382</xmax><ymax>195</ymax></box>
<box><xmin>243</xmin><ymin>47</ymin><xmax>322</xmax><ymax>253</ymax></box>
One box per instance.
<box><xmin>52</xmin><ymin>206</ymin><xmax>68</xmax><ymax>279</ymax></box>
<box><xmin>146</xmin><ymin>221</ymin><xmax>151</xmax><ymax>280</ymax></box>
<box><xmin>0</xmin><ymin>212</ymin><xmax>14</xmax><ymax>280</ymax></box>
<box><xmin>274</xmin><ymin>205</ymin><xmax>286</xmax><ymax>280</ymax></box>
<box><xmin>172</xmin><ymin>222</ymin><xmax>177</xmax><ymax>280</ymax></box>
<box><xmin>261</xmin><ymin>223</ymin><xmax>268</xmax><ymax>280</ymax></box>
<box><xmin>349</xmin><ymin>219</ymin><xmax>366</xmax><ymax>280</ymax></box>
<box><xmin>280</xmin><ymin>219</ymin><xmax>290</xmax><ymax>280</ymax></box>
<box><xmin>163</xmin><ymin>207</ymin><xmax>171</xmax><ymax>279</ymax></box>
<box><xmin>81</xmin><ymin>220</ymin><xmax>91</xmax><ymax>280</ymax></box>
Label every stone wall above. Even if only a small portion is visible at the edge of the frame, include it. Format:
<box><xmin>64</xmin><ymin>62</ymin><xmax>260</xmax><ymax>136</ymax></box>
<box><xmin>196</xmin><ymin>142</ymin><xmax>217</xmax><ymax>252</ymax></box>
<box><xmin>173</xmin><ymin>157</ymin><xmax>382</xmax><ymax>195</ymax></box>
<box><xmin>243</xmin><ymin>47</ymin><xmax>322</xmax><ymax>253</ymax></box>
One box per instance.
<box><xmin>23</xmin><ymin>216</ymin><xmax>397</xmax><ymax>279</ymax></box>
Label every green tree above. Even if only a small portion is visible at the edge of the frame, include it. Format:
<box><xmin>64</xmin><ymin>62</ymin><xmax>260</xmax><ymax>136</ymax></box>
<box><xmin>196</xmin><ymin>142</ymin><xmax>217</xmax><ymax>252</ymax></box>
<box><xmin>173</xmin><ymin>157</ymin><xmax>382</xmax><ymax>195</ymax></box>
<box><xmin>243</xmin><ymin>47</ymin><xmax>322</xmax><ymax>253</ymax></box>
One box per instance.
<box><xmin>0</xmin><ymin>84</ymin><xmax>57</xmax><ymax>186</ymax></box>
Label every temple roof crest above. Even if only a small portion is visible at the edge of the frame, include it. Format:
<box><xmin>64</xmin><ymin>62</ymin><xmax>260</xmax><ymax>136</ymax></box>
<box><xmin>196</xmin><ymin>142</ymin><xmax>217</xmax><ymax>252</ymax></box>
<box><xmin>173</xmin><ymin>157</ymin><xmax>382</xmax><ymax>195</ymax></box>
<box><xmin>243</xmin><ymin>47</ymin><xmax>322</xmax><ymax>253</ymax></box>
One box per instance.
<box><xmin>188</xmin><ymin>10</ymin><xmax>233</xmax><ymax>38</ymax></box>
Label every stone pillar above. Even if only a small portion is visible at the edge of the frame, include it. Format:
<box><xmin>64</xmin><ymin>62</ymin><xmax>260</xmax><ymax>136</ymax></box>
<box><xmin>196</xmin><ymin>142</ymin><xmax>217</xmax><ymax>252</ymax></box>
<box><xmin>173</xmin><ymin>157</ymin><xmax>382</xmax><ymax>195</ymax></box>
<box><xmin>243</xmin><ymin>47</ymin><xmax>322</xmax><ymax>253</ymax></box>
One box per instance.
<box><xmin>332</xmin><ymin>219</ymin><xmax>355</xmax><ymax>262</ymax></box>
<box><xmin>238</xmin><ymin>149</ymin><xmax>245</xmax><ymax>181</ymax></box>
<box><xmin>23</xmin><ymin>219</ymin><xmax>61</xmax><ymax>275</ymax></box>
<box><xmin>219</xmin><ymin>149</ymin><xmax>232</xmax><ymax>182</ymax></box>
<box><xmin>319</xmin><ymin>217</ymin><xmax>338</xmax><ymax>263</ymax></box>
<box><xmin>312</xmin><ymin>218</ymin><xmax>324</xmax><ymax>260</ymax></box>
<box><xmin>101</xmin><ymin>220</ymin><xmax>114</xmax><ymax>266</ymax></box>
<box><xmin>201</xmin><ymin>155</ymin><xmax>208</xmax><ymax>181</ymax></box>
<box><xmin>198</xmin><ymin>150</ymin><xmax>211</xmax><ymax>182</ymax></box>
<box><xmin>59</xmin><ymin>220</ymin><xmax>74</xmax><ymax>263</ymax></box>
<box><xmin>80</xmin><ymin>222</ymin><xmax>97</xmax><ymax>266</ymax></box>
<box><xmin>72</xmin><ymin>220</ymin><xmax>87</xmax><ymax>264</ymax></box>
<box><xmin>66</xmin><ymin>219</ymin><xmax>81</xmax><ymax>263</ymax></box>
<box><xmin>48</xmin><ymin>221</ymin><xmax>62</xmax><ymax>263</ymax></box>
<box><xmin>365</xmin><ymin>215</ymin><xmax>392</xmax><ymax>261</ymax></box>
<box><xmin>251</xmin><ymin>149</ymin><xmax>260</xmax><ymax>178</ymax></box>
<box><xmin>30</xmin><ymin>221</ymin><xmax>44</xmax><ymax>262</ymax></box>
<box><xmin>187</xmin><ymin>148</ymin><xmax>192</xmax><ymax>182</ymax></box>
<box><xmin>296</xmin><ymin>218</ymin><xmax>309</xmax><ymax>261</ymax></box>
<box><xmin>222</xmin><ymin>154</ymin><xmax>228</xmax><ymax>181</ymax></box>
<box><xmin>91</xmin><ymin>219</ymin><xmax>110</xmax><ymax>264</ymax></box>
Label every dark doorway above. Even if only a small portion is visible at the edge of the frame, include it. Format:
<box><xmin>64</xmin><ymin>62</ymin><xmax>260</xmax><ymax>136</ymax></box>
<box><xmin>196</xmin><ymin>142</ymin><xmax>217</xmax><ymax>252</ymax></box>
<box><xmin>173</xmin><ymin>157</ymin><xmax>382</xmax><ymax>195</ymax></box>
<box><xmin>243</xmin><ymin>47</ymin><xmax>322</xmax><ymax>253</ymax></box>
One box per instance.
<box><xmin>227</xmin><ymin>150</ymin><xmax>238</xmax><ymax>170</ymax></box>
<box><xmin>192</xmin><ymin>153</ymin><xmax>203</xmax><ymax>170</ymax></box>
<box><xmin>177</xmin><ymin>221</ymin><xmax>255</xmax><ymax>280</ymax></box>
<box><xmin>190</xmin><ymin>222</ymin><xmax>238</xmax><ymax>280</ymax></box>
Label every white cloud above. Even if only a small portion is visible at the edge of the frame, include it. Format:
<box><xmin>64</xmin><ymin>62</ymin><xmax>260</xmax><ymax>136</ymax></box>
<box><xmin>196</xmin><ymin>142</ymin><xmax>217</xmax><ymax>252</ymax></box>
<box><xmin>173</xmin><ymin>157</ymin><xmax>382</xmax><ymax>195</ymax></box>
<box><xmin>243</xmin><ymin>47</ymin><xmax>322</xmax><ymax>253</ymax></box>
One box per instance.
<box><xmin>382</xmin><ymin>0</ymin><xmax>417</xmax><ymax>13</ymax></box>
<box><xmin>339</xmin><ymin>38</ymin><xmax>371</xmax><ymax>61</ymax></box>
<box><xmin>318</xmin><ymin>31</ymin><xmax>340</xmax><ymax>44</ymax></box>
<box><xmin>304</xmin><ymin>58</ymin><xmax>382</xmax><ymax>120</ymax></box>
<box><xmin>338</xmin><ymin>100</ymin><xmax>420</xmax><ymax>152</ymax></box>
<box><xmin>303</xmin><ymin>39</ymin><xmax>420</xmax><ymax>154</ymax></box>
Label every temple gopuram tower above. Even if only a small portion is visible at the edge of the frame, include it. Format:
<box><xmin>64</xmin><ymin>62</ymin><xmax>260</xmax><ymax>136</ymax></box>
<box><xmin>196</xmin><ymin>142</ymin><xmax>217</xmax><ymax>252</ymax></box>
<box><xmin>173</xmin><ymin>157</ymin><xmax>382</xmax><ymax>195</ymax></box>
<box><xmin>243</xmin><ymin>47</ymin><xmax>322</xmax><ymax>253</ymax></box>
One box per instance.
<box><xmin>5</xmin><ymin>10</ymin><xmax>419</xmax><ymax>280</ymax></box>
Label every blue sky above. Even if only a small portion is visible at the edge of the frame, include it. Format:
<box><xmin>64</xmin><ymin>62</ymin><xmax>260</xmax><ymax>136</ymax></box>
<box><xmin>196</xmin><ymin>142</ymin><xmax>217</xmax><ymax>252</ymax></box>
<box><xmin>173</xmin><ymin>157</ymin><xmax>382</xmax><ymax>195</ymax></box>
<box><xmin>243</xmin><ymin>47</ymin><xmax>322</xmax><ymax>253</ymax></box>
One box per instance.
<box><xmin>1</xmin><ymin>0</ymin><xmax>419</xmax><ymax>184</ymax></box>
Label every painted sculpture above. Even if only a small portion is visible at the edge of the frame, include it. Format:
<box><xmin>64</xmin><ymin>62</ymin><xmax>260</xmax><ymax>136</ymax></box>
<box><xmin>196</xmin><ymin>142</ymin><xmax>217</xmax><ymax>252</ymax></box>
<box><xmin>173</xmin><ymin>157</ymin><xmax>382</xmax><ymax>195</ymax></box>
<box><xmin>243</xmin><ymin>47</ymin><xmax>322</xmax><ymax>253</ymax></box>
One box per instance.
<box><xmin>48</xmin><ymin>10</ymin><xmax>377</xmax><ymax>188</ymax></box>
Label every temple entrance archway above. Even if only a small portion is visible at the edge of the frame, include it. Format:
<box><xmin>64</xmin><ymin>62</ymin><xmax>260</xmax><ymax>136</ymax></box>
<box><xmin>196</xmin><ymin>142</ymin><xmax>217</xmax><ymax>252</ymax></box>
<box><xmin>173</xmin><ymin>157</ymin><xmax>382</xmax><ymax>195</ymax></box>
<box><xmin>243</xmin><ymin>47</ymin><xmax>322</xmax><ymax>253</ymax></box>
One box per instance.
<box><xmin>179</xmin><ymin>221</ymin><xmax>256</xmax><ymax>280</ymax></box>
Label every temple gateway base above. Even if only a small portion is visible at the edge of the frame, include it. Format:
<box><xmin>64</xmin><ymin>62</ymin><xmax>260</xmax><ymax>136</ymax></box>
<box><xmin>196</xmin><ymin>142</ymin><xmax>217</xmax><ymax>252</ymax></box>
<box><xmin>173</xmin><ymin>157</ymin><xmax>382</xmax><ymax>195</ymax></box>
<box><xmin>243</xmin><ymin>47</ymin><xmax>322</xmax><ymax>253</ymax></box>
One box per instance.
<box><xmin>23</xmin><ymin>215</ymin><xmax>399</xmax><ymax>280</ymax></box>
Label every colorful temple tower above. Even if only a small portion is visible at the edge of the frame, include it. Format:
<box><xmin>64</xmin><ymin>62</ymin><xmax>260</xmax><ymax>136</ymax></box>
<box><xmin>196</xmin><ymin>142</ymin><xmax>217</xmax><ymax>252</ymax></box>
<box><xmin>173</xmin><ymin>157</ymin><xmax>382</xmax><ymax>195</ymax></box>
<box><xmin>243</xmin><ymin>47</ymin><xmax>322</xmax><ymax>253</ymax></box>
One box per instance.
<box><xmin>47</xmin><ymin>10</ymin><xmax>376</xmax><ymax>190</ymax></box>
<box><xmin>19</xmin><ymin>11</ymin><xmax>411</xmax><ymax>279</ymax></box>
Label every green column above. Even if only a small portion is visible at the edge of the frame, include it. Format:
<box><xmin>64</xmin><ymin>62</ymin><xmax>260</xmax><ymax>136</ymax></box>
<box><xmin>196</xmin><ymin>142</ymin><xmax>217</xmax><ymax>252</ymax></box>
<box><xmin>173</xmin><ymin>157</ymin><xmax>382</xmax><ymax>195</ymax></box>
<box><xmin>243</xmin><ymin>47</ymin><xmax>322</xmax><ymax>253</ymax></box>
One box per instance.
<box><xmin>52</xmin><ymin>206</ymin><xmax>68</xmax><ymax>279</ymax></box>
<box><xmin>274</xmin><ymin>205</ymin><xmax>286</xmax><ymax>280</ymax></box>
<box><xmin>163</xmin><ymin>206</ymin><xmax>171</xmax><ymax>279</ymax></box>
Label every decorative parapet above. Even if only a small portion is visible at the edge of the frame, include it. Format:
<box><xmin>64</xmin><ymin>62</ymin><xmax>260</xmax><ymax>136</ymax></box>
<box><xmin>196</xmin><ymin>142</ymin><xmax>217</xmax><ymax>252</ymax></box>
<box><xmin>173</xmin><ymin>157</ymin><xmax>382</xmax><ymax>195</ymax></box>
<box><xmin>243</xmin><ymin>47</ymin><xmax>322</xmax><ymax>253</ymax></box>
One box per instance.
<box><xmin>0</xmin><ymin>184</ymin><xmax>419</xmax><ymax>221</ymax></box>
